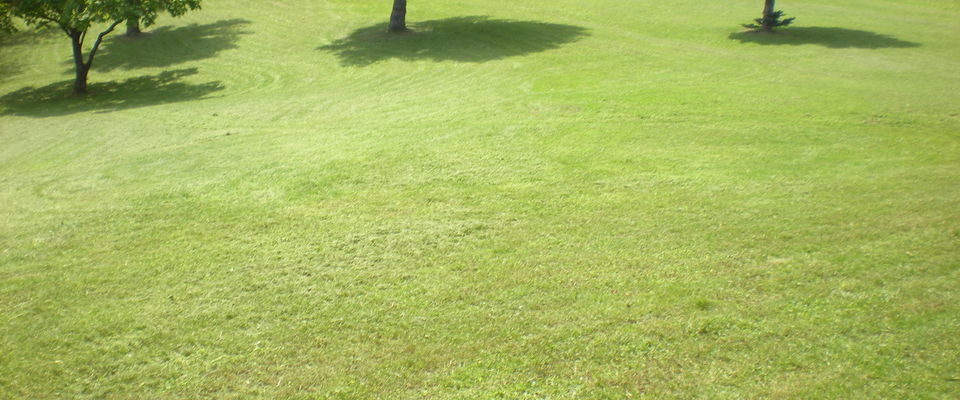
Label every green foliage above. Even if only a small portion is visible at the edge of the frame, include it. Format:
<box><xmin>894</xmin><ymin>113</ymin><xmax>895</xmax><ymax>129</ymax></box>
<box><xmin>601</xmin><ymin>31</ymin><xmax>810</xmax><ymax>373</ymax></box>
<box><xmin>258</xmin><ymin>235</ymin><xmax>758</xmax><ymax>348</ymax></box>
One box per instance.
<box><xmin>743</xmin><ymin>10</ymin><xmax>795</xmax><ymax>31</ymax></box>
<box><xmin>128</xmin><ymin>0</ymin><xmax>202</xmax><ymax>28</ymax></box>
<box><xmin>0</xmin><ymin>0</ymin><xmax>200</xmax><ymax>32</ymax></box>
<box><xmin>0</xmin><ymin>0</ymin><xmax>120</xmax><ymax>32</ymax></box>
<box><xmin>0</xmin><ymin>2</ymin><xmax>14</xmax><ymax>32</ymax></box>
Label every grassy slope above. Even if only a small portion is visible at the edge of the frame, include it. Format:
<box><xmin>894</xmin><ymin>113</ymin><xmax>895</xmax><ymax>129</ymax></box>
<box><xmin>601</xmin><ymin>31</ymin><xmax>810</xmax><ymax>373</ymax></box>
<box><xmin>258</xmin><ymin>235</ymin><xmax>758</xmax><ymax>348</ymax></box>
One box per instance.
<box><xmin>1</xmin><ymin>0</ymin><xmax>958</xmax><ymax>398</ymax></box>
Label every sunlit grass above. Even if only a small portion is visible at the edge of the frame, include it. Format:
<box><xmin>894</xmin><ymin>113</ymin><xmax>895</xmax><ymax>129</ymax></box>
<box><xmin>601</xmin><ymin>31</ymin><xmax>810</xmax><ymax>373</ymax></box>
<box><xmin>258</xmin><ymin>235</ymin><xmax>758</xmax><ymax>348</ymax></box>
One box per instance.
<box><xmin>1</xmin><ymin>0</ymin><xmax>958</xmax><ymax>398</ymax></box>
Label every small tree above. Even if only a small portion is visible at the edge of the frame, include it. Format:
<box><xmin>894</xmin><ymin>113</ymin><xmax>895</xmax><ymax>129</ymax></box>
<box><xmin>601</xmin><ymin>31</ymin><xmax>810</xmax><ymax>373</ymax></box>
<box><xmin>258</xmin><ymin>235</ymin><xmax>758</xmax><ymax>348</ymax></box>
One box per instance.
<box><xmin>744</xmin><ymin>0</ymin><xmax>794</xmax><ymax>32</ymax></box>
<box><xmin>389</xmin><ymin>0</ymin><xmax>406</xmax><ymax>32</ymax></box>
<box><xmin>1</xmin><ymin>0</ymin><xmax>200</xmax><ymax>95</ymax></box>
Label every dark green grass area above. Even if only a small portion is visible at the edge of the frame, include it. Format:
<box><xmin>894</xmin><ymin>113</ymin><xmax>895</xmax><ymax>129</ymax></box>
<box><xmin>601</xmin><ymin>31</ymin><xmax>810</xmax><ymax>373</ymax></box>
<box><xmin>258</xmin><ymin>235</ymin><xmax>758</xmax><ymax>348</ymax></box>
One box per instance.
<box><xmin>319</xmin><ymin>16</ymin><xmax>589</xmax><ymax>65</ymax></box>
<box><xmin>728</xmin><ymin>27</ymin><xmax>920</xmax><ymax>48</ymax></box>
<box><xmin>0</xmin><ymin>69</ymin><xmax>223</xmax><ymax>117</ymax></box>
<box><xmin>85</xmin><ymin>19</ymin><xmax>252</xmax><ymax>72</ymax></box>
<box><xmin>1</xmin><ymin>0</ymin><xmax>959</xmax><ymax>398</ymax></box>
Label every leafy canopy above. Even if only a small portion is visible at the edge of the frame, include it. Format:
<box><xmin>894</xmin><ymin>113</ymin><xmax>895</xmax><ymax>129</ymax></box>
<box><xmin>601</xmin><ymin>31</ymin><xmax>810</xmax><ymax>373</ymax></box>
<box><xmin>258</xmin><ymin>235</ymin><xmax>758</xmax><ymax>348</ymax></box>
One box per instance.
<box><xmin>1</xmin><ymin>0</ymin><xmax>127</xmax><ymax>33</ymax></box>
<box><xmin>0</xmin><ymin>0</ymin><xmax>200</xmax><ymax>33</ymax></box>
<box><xmin>1</xmin><ymin>3</ymin><xmax>14</xmax><ymax>32</ymax></box>
<box><xmin>128</xmin><ymin>0</ymin><xmax>202</xmax><ymax>27</ymax></box>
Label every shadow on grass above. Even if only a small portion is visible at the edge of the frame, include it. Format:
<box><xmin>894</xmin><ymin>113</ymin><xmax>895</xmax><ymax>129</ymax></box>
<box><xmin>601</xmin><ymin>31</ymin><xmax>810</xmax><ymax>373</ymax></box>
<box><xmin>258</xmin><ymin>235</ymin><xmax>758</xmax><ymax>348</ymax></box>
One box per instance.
<box><xmin>319</xmin><ymin>16</ymin><xmax>589</xmax><ymax>66</ymax></box>
<box><xmin>1</xmin><ymin>27</ymin><xmax>60</xmax><ymax>83</ymax></box>
<box><xmin>80</xmin><ymin>18</ymin><xmax>252</xmax><ymax>72</ymax></box>
<box><xmin>729</xmin><ymin>27</ymin><xmax>919</xmax><ymax>49</ymax></box>
<box><xmin>0</xmin><ymin>68</ymin><xmax>223</xmax><ymax>117</ymax></box>
<box><xmin>0</xmin><ymin>26</ymin><xmax>61</xmax><ymax>47</ymax></box>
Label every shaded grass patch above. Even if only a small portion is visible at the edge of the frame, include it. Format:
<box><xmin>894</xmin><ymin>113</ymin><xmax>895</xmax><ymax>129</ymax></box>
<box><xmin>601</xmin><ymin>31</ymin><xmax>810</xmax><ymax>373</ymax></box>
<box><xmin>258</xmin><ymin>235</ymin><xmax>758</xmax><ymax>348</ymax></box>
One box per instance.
<box><xmin>729</xmin><ymin>26</ymin><xmax>920</xmax><ymax>48</ymax></box>
<box><xmin>319</xmin><ymin>16</ymin><xmax>589</xmax><ymax>66</ymax></box>
<box><xmin>0</xmin><ymin>68</ymin><xmax>223</xmax><ymax>117</ymax></box>
<box><xmin>79</xmin><ymin>19</ymin><xmax>253</xmax><ymax>72</ymax></box>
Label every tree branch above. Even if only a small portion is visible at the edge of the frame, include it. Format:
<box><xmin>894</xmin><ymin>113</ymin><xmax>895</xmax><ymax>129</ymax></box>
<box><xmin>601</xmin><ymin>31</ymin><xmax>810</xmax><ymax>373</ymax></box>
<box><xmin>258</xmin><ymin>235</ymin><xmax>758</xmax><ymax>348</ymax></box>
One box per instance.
<box><xmin>85</xmin><ymin>19</ymin><xmax>123</xmax><ymax>67</ymax></box>
<box><xmin>32</xmin><ymin>13</ymin><xmax>68</xmax><ymax>35</ymax></box>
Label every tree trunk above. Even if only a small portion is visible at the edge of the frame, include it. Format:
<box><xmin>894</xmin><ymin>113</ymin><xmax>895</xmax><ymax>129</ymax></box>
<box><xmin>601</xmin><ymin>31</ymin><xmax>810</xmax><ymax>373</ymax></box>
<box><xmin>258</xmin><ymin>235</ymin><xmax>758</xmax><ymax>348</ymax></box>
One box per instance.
<box><xmin>69</xmin><ymin>32</ymin><xmax>90</xmax><ymax>95</ymax></box>
<box><xmin>126</xmin><ymin>17</ymin><xmax>141</xmax><ymax>37</ymax></box>
<box><xmin>74</xmin><ymin>63</ymin><xmax>91</xmax><ymax>95</ymax></box>
<box><xmin>66</xmin><ymin>21</ymin><xmax>121</xmax><ymax>95</ymax></box>
<box><xmin>389</xmin><ymin>0</ymin><xmax>407</xmax><ymax>32</ymax></box>
<box><xmin>761</xmin><ymin>0</ymin><xmax>775</xmax><ymax>31</ymax></box>
<box><xmin>125</xmin><ymin>0</ymin><xmax>141</xmax><ymax>36</ymax></box>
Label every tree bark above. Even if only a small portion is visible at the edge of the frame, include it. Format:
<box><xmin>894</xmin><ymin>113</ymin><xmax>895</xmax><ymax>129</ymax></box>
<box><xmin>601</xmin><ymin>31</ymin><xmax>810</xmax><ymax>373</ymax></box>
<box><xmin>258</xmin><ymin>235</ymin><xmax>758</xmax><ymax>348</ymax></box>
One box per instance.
<box><xmin>389</xmin><ymin>0</ymin><xmax>407</xmax><ymax>32</ymax></box>
<box><xmin>69</xmin><ymin>31</ymin><xmax>90</xmax><ymax>95</ymax></box>
<box><xmin>125</xmin><ymin>0</ymin><xmax>141</xmax><ymax>36</ymax></box>
<box><xmin>126</xmin><ymin>17</ymin><xmax>141</xmax><ymax>36</ymax></box>
<box><xmin>74</xmin><ymin>63</ymin><xmax>91</xmax><ymax>95</ymax></box>
<box><xmin>761</xmin><ymin>0</ymin><xmax>775</xmax><ymax>31</ymax></box>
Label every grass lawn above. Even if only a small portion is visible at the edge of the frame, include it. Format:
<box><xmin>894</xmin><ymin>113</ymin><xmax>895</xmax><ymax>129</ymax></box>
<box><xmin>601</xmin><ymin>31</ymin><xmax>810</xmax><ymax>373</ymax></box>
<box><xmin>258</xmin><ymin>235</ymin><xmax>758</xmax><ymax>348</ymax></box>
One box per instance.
<box><xmin>1</xmin><ymin>0</ymin><xmax>958</xmax><ymax>398</ymax></box>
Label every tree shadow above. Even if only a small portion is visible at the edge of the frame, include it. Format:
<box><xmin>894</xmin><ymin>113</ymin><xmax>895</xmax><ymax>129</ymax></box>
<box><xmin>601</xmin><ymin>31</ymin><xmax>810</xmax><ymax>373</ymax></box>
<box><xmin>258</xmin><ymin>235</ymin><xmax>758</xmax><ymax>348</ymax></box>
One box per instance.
<box><xmin>0</xmin><ymin>68</ymin><xmax>223</xmax><ymax>118</ymax></box>
<box><xmin>729</xmin><ymin>27</ymin><xmax>919</xmax><ymax>49</ymax></box>
<box><xmin>318</xmin><ymin>16</ymin><xmax>589</xmax><ymax>66</ymax></box>
<box><xmin>0</xmin><ymin>26</ymin><xmax>62</xmax><ymax>47</ymax></box>
<box><xmin>80</xmin><ymin>18</ymin><xmax>252</xmax><ymax>72</ymax></box>
<box><xmin>1</xmin><ymin>27</ymin><xmax>59</xmax><ymax>83</ymax></box>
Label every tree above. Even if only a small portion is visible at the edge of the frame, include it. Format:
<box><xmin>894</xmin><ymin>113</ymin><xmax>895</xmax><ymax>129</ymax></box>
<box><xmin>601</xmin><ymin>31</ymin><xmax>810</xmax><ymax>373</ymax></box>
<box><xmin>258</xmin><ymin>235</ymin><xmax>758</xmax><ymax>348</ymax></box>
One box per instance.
<box><xmin>124</xmin><ymin>0</ymin><xmax>201</xmax><ymax>37</ymax></box>
<box><xmin>389</xmin><ymin>0</ymin><xmax>406</xmax><ymax>32</ymax></box>
<box><xmin>0</xmin><ymin>0</ymin><xmax>201</xmax><ymax>95</ymax></box>
<box><xmin>744</xmin><ymin>0</ymin><xmax>794</xmax><ymax>32</ymax></box>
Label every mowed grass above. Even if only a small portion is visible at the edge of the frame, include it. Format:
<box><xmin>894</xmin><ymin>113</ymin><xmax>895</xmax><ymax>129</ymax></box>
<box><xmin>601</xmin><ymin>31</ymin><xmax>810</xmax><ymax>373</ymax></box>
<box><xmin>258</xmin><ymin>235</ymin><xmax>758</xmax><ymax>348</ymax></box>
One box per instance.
<box><xmin>1</xmin><ymin>0</ymin><xmax>959</xmax><ymax>398</ymax></box>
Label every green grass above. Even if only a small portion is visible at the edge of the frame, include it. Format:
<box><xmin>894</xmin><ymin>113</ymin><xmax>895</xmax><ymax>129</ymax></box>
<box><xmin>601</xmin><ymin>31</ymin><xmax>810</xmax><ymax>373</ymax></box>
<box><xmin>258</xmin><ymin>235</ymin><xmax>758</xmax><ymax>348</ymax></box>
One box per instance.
<box><xmin>1</xmin><ymin>0</ymin><xmax>959</xmax><ymax>398</ymax></box>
